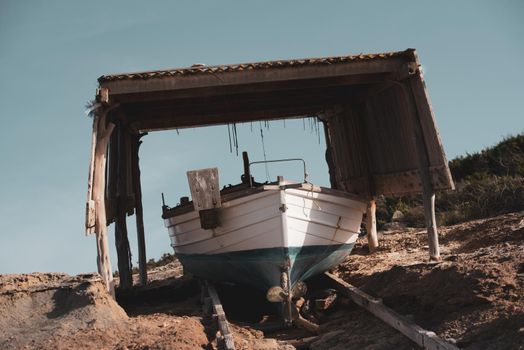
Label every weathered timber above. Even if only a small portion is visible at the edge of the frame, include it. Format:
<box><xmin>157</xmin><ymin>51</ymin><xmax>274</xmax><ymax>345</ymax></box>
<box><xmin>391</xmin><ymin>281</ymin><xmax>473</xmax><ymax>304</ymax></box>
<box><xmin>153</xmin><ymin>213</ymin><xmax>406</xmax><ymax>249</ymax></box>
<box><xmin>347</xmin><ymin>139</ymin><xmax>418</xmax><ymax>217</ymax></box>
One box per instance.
<box><xmin>294</xmin><ymin>311</ymin><xmax>320</xmax><ymax>334</ymax></box>
<box><xmin>87</xmin><ymin>107</ymin><xmax>117</xmax><ymax>296</ymax></box>
<box><xmin>206</xmin><ymin>283</ymin><xmax>235</xmax><ymax>350</ymax></box>
<box><xmin>326</xmin><ymin>273</ymin><xmax>459</xmax><ymax>350</ymax></box>
<box><xmin>187</xmin><ymin>168</ymin><xmax>221</xmax><ymax>211</ymax></box>
<box><xmin>132</xmin><ymin>133</ymin><xmax>147</xmax><ymax>285</ymax></box>
<box><xmin>115</xmin><ymin>212</ymin><xmax>132</xmax><ymax>288</ymax></box>
<box><xmin>284</xmin><ymin>336</ymin><xmax>320</xmax><ymax>349</ymax></box>
<box><xmin>242</xmin><ymin>151</ymin><xmax>250</xmax><ymax>184</ymax></box>
<box><xmin>130</xmin><ymin>106</ymin><xmax>322</xmax><ymax>132</ymax></box>
<box><xmin>423</xmin><ymin>192</ymin><xmax>439</xmax><ymax>259</ymax></box>
<box><xmin>403</xmin><ymin>78</ymin><xmax>441</xmax><ymax>260</ymax></box>
<box><xmin>100</xmin><ymin>57</ymin><xmax>406</xmax><ymax>96</ymax></box>
<box><xmin>107</xmin><ymin>74</ymin><xmax>391</xmax><ymax>104</ymax></box>
<box><xmin>87</xmin><ymin>50</ymin><xmax>455</xmax><ymax>294</ymax></box>
<box><xmin>85</xmin><ymin>114</ymin><xmax>98</xmax><ymax>232</ymax></box>
<box><xmin>407</xmin><ymin>52</ymin><xmax>454</xmax><ymax>188</ymax></box>
<box><xmin>115</xmin><ymin>123</ymin><xmax>133</xmax><ymax>289</ymax></box>
<box><xmin>366</xmin><ymin>199</ymin><xmax>379</xmax><ymax>252</ymax></box>
<box><xmin>373</xmin><ymin>166</ymin><xmax>453</xmax><ymax>195</ymax></box>
<box><xmin>322</xmin><ymin>105</ymin><xmax>375</xmax><ymax>198</ymax></box>
<box><xmin>320</xmin><ymin>118</ymin><xmax>338</xmax><ymax>190</ymax></box>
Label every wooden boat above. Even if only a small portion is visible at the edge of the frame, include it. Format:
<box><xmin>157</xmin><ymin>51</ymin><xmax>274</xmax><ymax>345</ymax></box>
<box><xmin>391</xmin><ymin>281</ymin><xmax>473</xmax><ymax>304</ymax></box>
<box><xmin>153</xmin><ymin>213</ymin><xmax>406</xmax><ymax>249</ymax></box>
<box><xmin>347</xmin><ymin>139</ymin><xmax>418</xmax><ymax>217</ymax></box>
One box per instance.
<box><xmin>162</xmin><ymin>159</ymin><xmax>367</xmax><ymax>298</ymax></box>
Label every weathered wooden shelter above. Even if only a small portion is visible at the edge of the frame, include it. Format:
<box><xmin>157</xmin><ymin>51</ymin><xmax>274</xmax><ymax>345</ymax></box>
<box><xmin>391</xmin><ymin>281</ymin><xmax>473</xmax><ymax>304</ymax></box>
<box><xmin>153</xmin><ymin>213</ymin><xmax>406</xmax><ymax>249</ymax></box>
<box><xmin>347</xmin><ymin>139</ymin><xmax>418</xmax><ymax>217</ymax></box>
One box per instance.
<box><xmin>85</xmin><ymin>49</ymin><xmax>454</xmax><ymax>294</ymax></box>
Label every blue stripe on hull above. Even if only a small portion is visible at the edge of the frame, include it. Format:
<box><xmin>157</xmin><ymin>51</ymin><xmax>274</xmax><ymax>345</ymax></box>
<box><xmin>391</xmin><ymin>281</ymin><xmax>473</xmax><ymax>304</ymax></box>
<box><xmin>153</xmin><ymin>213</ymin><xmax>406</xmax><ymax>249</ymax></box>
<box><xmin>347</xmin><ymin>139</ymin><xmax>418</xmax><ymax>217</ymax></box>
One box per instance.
<box><xmin>176</xmin><ymin>244</ymin><xmax>354</xmax><ymax>291</ymax></box>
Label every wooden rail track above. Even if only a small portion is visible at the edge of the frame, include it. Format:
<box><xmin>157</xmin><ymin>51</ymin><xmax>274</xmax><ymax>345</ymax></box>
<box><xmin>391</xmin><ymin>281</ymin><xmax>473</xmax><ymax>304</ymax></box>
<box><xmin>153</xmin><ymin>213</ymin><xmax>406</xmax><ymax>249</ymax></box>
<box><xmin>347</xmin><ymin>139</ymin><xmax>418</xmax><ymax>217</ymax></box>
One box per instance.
<box><xmin>202</xmin><ymin>281</ymin><xmax>236</xmax><ymax>350</ymax></box>
<box><xmin>200</xmin><ymin>274</ymin><xmax>459</xmax><ymax>350</ymax></box>
<box><xmin>325</xmin><ymin>272</ymin><xmax>459</xmax><ymax>350</ymax></box>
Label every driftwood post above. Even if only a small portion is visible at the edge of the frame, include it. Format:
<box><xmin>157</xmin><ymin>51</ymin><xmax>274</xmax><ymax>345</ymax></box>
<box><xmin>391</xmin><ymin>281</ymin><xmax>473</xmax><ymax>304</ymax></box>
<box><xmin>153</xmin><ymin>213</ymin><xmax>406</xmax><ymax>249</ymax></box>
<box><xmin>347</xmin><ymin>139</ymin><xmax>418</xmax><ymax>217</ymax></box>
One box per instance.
<box><xmin>366</xmin><ymin>199</ymin><xmax>379</xmax><ymax>252</ymax></box>
<box><xmin>86</xmin><ymin>105</ymin><xmax>116</xmax><ymax>296</ymax></box>
<box><xmin>422</xmin><ymin>192</ymin><xmax>439</xmax><ymax>259</ymax></box>
<box><xmin>132</xmin><ymin>133</ymin><xmax>147</xmax><ymax>285</ymax></box>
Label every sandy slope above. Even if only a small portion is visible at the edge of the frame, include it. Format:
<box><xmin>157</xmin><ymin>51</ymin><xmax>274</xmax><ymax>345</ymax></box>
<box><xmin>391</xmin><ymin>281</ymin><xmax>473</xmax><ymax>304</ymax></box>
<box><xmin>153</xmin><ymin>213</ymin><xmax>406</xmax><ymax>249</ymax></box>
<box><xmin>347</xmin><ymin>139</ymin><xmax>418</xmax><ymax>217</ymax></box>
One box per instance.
<box><xmin>1</xmin><ymin>212</ymin><xmax>522</xmax><ymax>349</ymax></box>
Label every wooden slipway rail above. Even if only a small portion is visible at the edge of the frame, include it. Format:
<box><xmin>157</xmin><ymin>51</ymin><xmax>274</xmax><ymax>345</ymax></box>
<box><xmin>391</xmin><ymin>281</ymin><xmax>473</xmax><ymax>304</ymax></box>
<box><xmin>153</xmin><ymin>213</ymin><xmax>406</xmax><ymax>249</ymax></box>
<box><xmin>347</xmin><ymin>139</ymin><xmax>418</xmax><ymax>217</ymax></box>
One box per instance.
<box><xmin>325</xmin><ymin>272</ymin><xmax>459</xmax><ymax>350</ymax></box>
<box><xmin>202</xmin><ymin>281</ymin><xmax>236</xmax><ymax>350</ymax></box>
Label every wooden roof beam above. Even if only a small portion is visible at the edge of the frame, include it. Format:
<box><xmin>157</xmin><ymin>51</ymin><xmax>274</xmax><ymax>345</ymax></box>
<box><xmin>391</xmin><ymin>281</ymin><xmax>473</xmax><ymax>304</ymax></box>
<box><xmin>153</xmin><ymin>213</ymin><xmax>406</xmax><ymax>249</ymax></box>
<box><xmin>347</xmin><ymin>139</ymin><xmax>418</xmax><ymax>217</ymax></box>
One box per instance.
<box><xmin>107</xmin><ymin>73</ymin><xmax>391</xmax><ymax>104</ymax></box>
<box><xmin>100</xmin><ymin>58</ymin><xmax>407</xmax><ymax>96</ymax></box>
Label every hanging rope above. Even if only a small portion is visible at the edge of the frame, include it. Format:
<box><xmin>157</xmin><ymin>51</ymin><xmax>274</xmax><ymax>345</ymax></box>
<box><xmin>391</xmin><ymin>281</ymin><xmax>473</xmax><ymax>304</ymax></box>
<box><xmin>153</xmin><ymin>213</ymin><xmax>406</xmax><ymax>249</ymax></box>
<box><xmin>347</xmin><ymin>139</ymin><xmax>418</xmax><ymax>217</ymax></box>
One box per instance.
<box><xmin>227</xmin><ymin>123</ymin><xmax>233</xmax><ymax>153</ymax></box>
<box><xmin>235</xmin><ymin>123</ymin><xmax>239</xmax><ymax>155</ymax></box>
<box><xmin>259</xmin><ymin>121</ymin><xmax>270</xmax><ymax>181</ymax></box>
<box><xmin>226</xmin><ymin>123</ymin><xmax>240</xmax><ymax>155</ymax></box>
<box><xmin>225</xmin><ymin>117</ymin><xmax>323</xmax><ymax>162</ymax></box>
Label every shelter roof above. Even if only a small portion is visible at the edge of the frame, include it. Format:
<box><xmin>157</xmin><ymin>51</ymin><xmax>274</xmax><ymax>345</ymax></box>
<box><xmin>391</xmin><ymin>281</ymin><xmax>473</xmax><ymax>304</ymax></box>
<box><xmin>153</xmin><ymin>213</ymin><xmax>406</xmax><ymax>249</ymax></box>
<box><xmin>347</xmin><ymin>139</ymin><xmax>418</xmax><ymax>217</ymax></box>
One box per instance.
<box><xmin>96</xmin><ymin>48</ymin><xmax>454</xmax><ymax>197</ymax></box>
<box><xmin>98</xmin><ymin>50</ymin><xmax>410</xmax><ymax>83</ymax></box>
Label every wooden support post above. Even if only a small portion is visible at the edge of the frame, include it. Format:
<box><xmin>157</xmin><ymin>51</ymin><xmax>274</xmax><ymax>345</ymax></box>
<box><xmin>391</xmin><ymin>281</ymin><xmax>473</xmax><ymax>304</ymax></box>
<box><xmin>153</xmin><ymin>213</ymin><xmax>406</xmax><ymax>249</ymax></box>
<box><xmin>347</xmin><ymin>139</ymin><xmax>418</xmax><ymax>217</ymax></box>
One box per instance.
<box><xmin>402</xmin><ymin>79</ymin><xmax>441</xmax><ymax>260</ymax></box>
<box><xmin>86</xmin><ymin>107</ymin><xmax>116</xmax><ymax>296</ymax></box>
<box><xmin>115</xmin><ymin>124</ymin><xmax>133</xmax><ymax>289</ymax></box>
<box><xmin>366</xmin><ymin>199</ymin><xmax>379</xmax><ymax>252</ymax></box>
<box><xmin>115</xmin><ymin>212</ymin><xmax>132</xmax><ymax>288</ymax></box>
<box><xmin>132</xmin><ymin>133</ymin><xmax>147</xmax><ymax>285</ymax></box>
<box><xmin>321</xmin><ymin>119</ymin><xmax>338</xmax><ymax>190</ymax></box>
<box><xmin>423</xmin><ymin>192</ymin><xmax>439</xmax><ymax>259</ymax></box>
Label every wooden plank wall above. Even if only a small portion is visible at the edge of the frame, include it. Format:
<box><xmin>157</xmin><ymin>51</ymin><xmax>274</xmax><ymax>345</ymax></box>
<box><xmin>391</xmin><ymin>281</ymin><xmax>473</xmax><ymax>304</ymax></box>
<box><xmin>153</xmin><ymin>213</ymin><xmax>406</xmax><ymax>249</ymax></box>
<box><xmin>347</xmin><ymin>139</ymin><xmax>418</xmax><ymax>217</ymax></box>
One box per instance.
<box><xmin>364</xmin><ymin>84</ymin><xmax>418</xmax><ymax>176</ymax></box>
<box><xmin>323</xmin><ymin>81</ymin><xmax>452</xmax><ymax>198</ymax></box>
<box><xmin>322</xmin><ymin>105</ymin><xmax>373</xmax><ymax>198</ymax></box>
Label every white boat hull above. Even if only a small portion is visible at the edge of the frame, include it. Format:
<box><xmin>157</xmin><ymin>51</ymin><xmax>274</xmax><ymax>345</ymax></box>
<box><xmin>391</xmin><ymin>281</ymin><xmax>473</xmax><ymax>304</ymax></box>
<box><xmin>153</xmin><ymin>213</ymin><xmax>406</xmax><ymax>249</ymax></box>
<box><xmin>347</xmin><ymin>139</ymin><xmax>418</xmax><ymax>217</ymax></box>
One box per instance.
<box><xmin>163</xmin><ymin>184</ymin><xmax>366</xmax><ymax>290</ymax></box>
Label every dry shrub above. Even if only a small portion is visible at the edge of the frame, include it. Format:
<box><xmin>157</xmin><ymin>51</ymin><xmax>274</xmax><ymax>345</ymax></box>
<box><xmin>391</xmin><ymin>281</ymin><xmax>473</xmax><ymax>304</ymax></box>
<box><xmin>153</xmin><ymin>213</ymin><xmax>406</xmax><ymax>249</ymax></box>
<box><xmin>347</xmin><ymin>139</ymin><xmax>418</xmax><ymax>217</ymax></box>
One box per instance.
<box><xmin>375</xmin><ymin>175</ymin><xmax>524</xmax><ymax>229</ymax></box>
<box><xmin>438</xmin><ymin>175</ymin><xmax>524</xmax><ymax>225</ymax></box>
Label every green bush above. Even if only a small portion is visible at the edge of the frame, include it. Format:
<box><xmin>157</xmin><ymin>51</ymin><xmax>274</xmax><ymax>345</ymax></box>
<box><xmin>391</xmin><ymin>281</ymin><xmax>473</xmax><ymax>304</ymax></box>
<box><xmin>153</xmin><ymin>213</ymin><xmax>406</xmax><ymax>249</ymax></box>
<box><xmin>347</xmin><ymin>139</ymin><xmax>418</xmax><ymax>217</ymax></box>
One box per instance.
<box><xmin>449</xmin><ymin>134</ymin><xmax>524</xmax><ymax>181</ymax></box>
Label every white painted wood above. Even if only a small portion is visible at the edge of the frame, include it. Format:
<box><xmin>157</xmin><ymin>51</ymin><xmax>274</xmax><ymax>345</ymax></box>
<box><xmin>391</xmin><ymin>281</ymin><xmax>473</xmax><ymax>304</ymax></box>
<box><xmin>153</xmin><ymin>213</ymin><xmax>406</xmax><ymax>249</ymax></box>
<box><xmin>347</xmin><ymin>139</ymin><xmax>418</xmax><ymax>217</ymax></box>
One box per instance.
<box><xmin>164</xmin><ymin>182</ymin><xmax>366</xmax><ymax>256</ymax></box>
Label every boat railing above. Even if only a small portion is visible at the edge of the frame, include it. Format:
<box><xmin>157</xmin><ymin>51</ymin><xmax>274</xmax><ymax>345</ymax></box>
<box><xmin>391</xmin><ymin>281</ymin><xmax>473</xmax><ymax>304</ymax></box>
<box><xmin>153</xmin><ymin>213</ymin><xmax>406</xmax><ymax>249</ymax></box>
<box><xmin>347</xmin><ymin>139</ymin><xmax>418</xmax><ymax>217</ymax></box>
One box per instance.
<box><xmin>248</xmin><ymin>158</ymin><xmax>308</xmax><ymax>187</ymax></box>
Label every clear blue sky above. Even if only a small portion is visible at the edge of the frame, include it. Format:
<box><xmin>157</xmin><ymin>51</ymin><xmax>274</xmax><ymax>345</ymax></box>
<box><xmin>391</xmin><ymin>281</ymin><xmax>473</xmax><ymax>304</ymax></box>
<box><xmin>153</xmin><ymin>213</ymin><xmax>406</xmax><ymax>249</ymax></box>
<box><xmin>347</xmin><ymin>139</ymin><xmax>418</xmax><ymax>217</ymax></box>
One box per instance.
<box><xmin>1</xmin><ymin>0</ymin><xmax>523</xmax><ymax>275</ymax></box>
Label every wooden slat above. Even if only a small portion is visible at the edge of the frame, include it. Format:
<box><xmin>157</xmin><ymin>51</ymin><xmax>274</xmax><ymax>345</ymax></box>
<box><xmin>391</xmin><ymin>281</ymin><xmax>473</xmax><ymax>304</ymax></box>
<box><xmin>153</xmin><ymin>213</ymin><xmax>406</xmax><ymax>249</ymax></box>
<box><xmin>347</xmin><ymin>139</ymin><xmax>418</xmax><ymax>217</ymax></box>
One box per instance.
<box><xmin>373</xmin><ymin>165</ymin><xmax>453</xmax><ymax>195</ymax></box>
<box><xmin>206</xmin><ymin>283</ymin><xmax>235</xmax><ymax>350</ymax></box>
<box><xmin>122</xmin><ymin>84</ymin><xmax>359</xmax><ymax>130</ymax></box>
<box><xmin>408</xmin><ymin>59</ymin><xmax>454</xmax><ymax>189</ymax></box>
<box><xmin>326</xmin><ymin>273</ymin><xmax>459</xmax><ymax>350</ymax></box>
<box><xmin>105</xmin><ymin>130</ymin><xmax>118</xmax><ymax>224</ymax></box>
<box><xmin>130</xmin><ymin>107</ymin><xmax>322</xmax><ymax>132</ymax></box>
<box><xmin>363</xmin><ymin>84</ymin><xmax>418</xmax><ymax>175</ymax></box>
<box><xmin>323</xmin><ymin>105</ymin><xmax>373</xmax><ymax>197</ymax></box>
<box><xmin>187</xmin><ymin>168</ymin><xmax>221</xmax><ymax>211</ymax></box>
<box><xmin>110</xmin><ymin>74</ymin><xmax>390</xmax><ymax>104</ymax></box>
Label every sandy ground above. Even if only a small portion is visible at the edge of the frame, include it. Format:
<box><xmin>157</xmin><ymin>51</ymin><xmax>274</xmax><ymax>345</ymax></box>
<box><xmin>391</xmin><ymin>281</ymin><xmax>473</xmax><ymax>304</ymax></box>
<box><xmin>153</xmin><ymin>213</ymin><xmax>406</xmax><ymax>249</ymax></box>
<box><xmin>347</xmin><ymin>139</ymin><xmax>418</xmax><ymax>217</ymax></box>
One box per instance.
<box><xmin>318</xmin><ymin>211</ymin><xmax>524</xmax><ymax>349</ymax></box>
<box><xmin>1</xmin><ymin>212</ymin><xmax>523</xmax><ymax>349</ymax></box>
